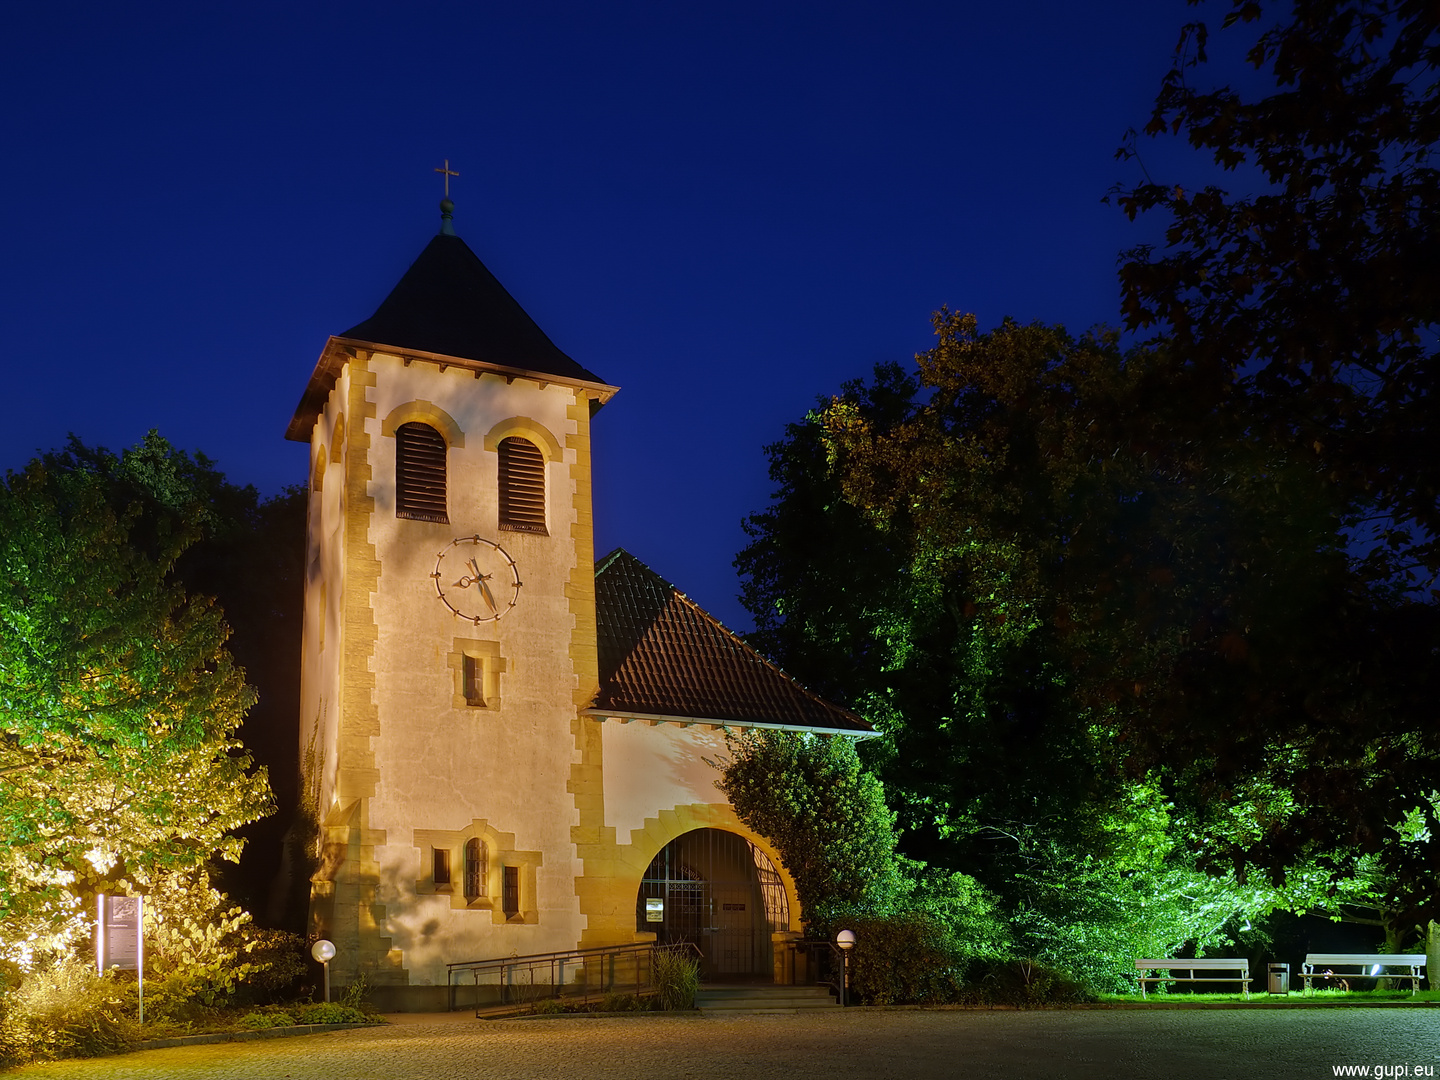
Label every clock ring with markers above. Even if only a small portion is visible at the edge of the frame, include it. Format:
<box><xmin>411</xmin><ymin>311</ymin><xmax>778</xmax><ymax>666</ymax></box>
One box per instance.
<box><xmin>432</xmin><ymin>536</ymin><xmax>521</xmax><ymax>623</ymax></box>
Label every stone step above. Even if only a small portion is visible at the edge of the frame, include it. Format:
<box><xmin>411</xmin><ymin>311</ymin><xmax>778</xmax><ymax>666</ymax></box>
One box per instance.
<box><xmin>696</xmin><ymin>985</ymin><xmax>839</xmax><ymax>1012</ymax></box>
<box><xmin>694</xmin><ymin>990</ymin><xmax>835</xmax><ymax>1008</ymax></box>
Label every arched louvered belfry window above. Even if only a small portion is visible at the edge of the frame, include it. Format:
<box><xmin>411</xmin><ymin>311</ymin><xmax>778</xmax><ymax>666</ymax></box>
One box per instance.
<box><xmin>498</xmin><ymin>436</ymin><xmax>547</xmax><ymax>534</ymax></box>
<box><xmin>395</xmin><ymin>421</ymin><xmax>449</xmax><ymax>523</ymax></box>
<box><xmin>464</xmin><ymin>838</ymin><xmax>486</xmax><ymax>901</ymax></box>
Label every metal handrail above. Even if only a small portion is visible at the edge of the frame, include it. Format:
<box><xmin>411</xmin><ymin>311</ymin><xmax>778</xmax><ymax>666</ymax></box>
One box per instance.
<box><xmin>446</xmin><ymin>940</ymin><xmax>701</xmax><ymax>1014</ymax></box>
<box><xmin>791</xmin><ymin>938</ymin><xmax>846</xmax><ymax>1002</ymax></box>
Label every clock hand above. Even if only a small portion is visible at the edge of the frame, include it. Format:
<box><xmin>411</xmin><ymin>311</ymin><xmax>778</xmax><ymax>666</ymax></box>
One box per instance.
<box><xmin>477</xmin><ymin>575</ymin><xmax>498</xmax><ymax>613</ymax></box>
<box><xmin>452</xmin><ymin>557</ymin><xmax>486</xmax><ymax>589</ymax></box>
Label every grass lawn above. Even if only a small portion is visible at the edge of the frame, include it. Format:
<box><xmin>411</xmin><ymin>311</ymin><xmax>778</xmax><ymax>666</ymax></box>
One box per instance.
<box><xmin>1099</xmin><ymin>989</ymin><xmax>1440</xmax><ymax>1005</ymax></box>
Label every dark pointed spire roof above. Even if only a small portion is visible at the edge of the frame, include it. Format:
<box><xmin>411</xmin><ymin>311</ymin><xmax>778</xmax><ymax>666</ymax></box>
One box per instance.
<box><xmin>591</xmin><ymin>549</ymin><xmax>872</xmax><ymax>734</ymax></box>
<box><xmin>287</xmin><ymin>204</ymin><xmax>617</xmax><ymax>441</ymax></box>
<box><xmin>339</xmin><ymin>224</ymin><xmax>604</xmax><ymax>385</ymax></box>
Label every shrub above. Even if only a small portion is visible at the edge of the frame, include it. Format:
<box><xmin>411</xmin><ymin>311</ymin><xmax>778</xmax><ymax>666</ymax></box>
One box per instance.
<box><xmin>958</xmin><ymin>958</ymin><xmax>1093</xmax><ymax>1007</ymax></box>
<box><xmin>651</xmin><ymin>950</ymin><xmax>699</xmax><ymax>1011</ymax></box>
<box><xmin>238</xmin><ymin>1009</ymin><xmax>296</xmax><ymax>1029</ymax></box>
<box><xmin>294</xmin><ymin>1002</ymin><xmax>366</xmax><ymax>1025</ymax></box>
<box><xmin>140</xmin><ymin>868</ymin><xmax>261</xmax><ymax>1019</ymax></box>
<box><xmin>130</xmin><ymin>870</ymin><xmax>309</xmax><ymax>1018</ymax></box>
<box><xmin>0</xmin><ymin>961</ymin><xmax>139</xmax><ymax>1065</ymax></box>
<box><xmin>838</xmin><ymin>912</ymin><xmax>971</xmax><ymax>1005</ymax></box>
<box><xmin>237</xmin><ymin>929</ymin><xmax>307</xmax><ymax>1003</ymax></box>
<box><xmin>337</xmin><ymin>974</ymin><xmax>371</xmax><ymax>1013</ymax></box>
<box><xmin>599</xmin><ymin>992</ymin><xmax>641</xmax><ymax>1012</ymax></box>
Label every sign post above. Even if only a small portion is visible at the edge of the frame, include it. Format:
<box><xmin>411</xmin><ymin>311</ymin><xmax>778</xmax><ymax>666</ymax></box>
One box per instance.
<box><xmin>97</xmin><ymin>895</ymin><xmax>144</xmax><ymax>1023</ymax></box>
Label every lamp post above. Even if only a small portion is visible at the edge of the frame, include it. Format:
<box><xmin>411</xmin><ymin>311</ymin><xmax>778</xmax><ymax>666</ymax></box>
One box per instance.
<box><xmin>836</xmin><ymin>929</ymin><xmax>855</xmax><ymax>1007</ymax></box>
<box><xmin>311</xmin><ymin>939</ymin><xmax>336</xmax><ymax>1003</ymax></box>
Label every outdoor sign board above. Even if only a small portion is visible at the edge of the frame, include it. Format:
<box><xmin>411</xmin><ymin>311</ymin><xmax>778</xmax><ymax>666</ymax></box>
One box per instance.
<box><xmin>645</xmin><ymin>898</ymin><xmax>664</xmax><ymax>923</ymax></box>
<box><xmin>97</xmin><ymin>895</ymin><xmax>141</xmax><ymax>971</ymax></box>
<box><xmin>96</xmin><ymin>894</ymin><xmax>144</xmax><ymax>1023</ymax></box>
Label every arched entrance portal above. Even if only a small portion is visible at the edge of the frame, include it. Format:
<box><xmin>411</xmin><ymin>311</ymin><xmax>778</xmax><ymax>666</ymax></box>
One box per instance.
<box><xmin>636</xmin><ymin>828</ymin><xmax>790</xmax><ymax>979</ymax></box>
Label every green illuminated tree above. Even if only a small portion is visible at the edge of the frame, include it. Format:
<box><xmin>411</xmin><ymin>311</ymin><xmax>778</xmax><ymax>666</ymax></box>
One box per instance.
<box><xmin>0</xmin><ymin>434</ymin><xmax>273</xmax><ymax>960</ymax></box>
<box><xmin>737</xmin><ymin>311</ymin><xmax>1427</xmax><ymax>977</ymax></box>
<box><xmin>716</xmin><ymin>729</ymin><xmax>908</xmax><ymax>922</ymax></box>
<box><xmin>716</xmin><ymin>727</ymin><xmax>1011</xmax><ymax>998</ymax></box>
<box><xmin>816</xmin><ymin>313</ymin><xmax>1432</xmax><ymax>906</ymax></box>
<box><xmin>1107</xmin><ymin>0</ymin><xmax>1440</xmax><ymax>925</ymax></box>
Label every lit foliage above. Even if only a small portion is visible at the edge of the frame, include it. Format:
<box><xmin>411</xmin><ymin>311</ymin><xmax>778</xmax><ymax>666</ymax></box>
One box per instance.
<box><xmin>138</xmin><ymin>866</ymin><xmax>305</xmax><ymax>1017</ymax></box>
<box><xmin>716</xmin><ymin>729</ymin><xmax>907</xmax><ymax>922</ymax></box>
<box><xmin>715</xmin><ymin>729</ymin><xmax>1008</xmax><ymax>951</ymax></box>
<box><xmin>819</xmin><ymin>312</ymin><xmax>1351</xmax><ymax>736</ymax></box>
<box><xmin>1001</xmin><ymin>788</ymin><xmax>1288</xmax><ymax>992</ymax></box>
<box><xmin>0</xmin><ymin>960</ymin><xmax>137</xmax><ymax>1065</ymax></box>
<box><xmin>650</xmin><ymin>948</ymin><xmax>700</xmax><ymax>1011</ymax></box>
<box><xmin>0</xmin><ymin>434</ymin><xmax>272</xmax><ymax>960</ymax></box>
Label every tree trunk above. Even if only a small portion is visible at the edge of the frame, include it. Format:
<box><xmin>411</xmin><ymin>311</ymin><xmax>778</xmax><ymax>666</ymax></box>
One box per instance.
<box><xmin>1427</xmin><ymin>922</ymin><xmax>1439</xmax><ymax>992</ymax></box>
<box><xmin>1377</xmin><ymin>922</ymin><xmax>1410</xmax><ymax>990</ymax></box>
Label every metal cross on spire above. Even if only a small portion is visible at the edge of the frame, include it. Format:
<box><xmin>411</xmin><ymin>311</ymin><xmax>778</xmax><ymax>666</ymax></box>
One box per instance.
<box><xmin>434</xmin><ymin>159</ymin><xmax>460</xmax><ymax>198</ymax></box>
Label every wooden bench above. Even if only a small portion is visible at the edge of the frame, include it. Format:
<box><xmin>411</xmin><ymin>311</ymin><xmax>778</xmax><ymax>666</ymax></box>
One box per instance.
<box><xmin>1301</xmin><ymin>953</ymin><xmax>1426</xmax><ymax>994</ymax></box>
<box><xmin>1135</xmin><ymin>958</ymin><xmax>1251</xmax><ymax>998</ymax></box>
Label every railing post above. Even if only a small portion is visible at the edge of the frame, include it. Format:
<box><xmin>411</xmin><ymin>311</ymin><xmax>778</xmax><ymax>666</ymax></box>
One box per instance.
<box><xmin>772</xmin><ymin>931</ymin><xmax>800</xmax><ymax>985</ymax></box>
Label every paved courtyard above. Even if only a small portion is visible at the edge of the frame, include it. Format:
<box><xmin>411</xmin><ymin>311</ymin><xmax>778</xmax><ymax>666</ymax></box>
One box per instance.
<box><xmin>11</xmin><ymin>1008</ymin><xmax>1440</xmax><ymax>1080</ymax></box>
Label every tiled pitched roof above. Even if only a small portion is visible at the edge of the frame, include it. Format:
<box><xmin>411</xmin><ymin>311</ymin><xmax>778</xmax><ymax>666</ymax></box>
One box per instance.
<box><xmin>592</xmin><ymin>549</ymin><xmax>871</xmax><ymax>733</ymax></box>
<box><xmin>340</xmin><ymin>233</ymin><xmax>606</xmax><ymax>385</ymax></box>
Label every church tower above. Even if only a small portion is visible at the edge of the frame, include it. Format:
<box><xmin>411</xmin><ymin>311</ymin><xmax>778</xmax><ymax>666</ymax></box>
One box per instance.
<box><xmin>286</xmin><ymin>197</ymin><xmax>618</xmax><ymax>1004</ymax></box>
<box><xmin>288</xmin><ymin>195</ymin><xmax>870</xmax><ymax>1011</ymax></box>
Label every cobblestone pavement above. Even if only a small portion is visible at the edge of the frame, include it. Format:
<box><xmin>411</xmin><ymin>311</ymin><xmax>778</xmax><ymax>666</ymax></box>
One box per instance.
<box><xmin>11</xmin><ymin>1009</ymin><xmax>1440</xmax><ymax>1080</ymax></box>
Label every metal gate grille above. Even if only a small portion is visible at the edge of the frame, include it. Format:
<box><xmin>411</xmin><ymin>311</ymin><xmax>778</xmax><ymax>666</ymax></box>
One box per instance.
<box><xmin>636</xmin><ymin>828</ymin><xmax>790</xmax><ymax>978</ymax></box>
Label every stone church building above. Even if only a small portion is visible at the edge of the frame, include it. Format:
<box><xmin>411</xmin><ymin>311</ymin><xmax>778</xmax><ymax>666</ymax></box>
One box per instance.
<box><xmin>286</xmin><ymin>199</ymin><xmax>870</xmax><ymax>1010</ymax></box>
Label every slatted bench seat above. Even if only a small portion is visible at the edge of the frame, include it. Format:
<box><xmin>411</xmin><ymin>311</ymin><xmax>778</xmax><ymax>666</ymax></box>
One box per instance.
<box><xmin>1135</xmin><ymin>958</ymin><xmax>1251</xmax><ymax>998</ymax></box>
<box><xmin>1301</xmin><ymin>954</ymin><xmax>1426</xmax><ymax>994</ymax></box>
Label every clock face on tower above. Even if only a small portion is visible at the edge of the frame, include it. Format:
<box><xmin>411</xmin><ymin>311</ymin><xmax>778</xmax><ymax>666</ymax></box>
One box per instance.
<box><xmin>432</xmin><ymin>536</ymin><xmax>522</xmax><ymax>623</ymax></box>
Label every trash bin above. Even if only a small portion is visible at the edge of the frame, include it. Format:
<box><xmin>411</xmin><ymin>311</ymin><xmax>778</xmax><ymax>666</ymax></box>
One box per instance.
<box><xmin>1268</xmin><ymin>962</ymin><xmax>1290</xmax><ymax>995</ymax></box>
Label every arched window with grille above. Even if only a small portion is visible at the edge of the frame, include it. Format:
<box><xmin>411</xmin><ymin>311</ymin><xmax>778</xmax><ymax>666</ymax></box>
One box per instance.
<box><xmin>464</xmin><ymin>838</ymin><xmax>487</xmax><ymax>901</ymax></box>
<box><xmin>498</xmin><ymin>436</ymin><xmax>547</xmax><ymax>534</ymax></box>
<box><xmin>395</xmin><ymin>421</ymin><xmax>448</xmax><ymax>523</ymax></box>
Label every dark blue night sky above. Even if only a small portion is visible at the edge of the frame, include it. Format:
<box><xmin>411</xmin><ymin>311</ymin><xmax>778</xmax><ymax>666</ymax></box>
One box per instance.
<box><xmin>3</xmin><ymin>0</ymin><xmax>1217</xmax><ymax>630</ymax></box>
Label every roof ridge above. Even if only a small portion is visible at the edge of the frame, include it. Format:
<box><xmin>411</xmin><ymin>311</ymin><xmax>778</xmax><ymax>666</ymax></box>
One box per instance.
<box><xmin>595</xmin><ymin>547</ymin><xmax>630</xmax><ymax>576</ymax></box>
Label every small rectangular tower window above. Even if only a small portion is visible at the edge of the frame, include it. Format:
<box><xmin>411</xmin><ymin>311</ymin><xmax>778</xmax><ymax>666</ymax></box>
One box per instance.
<box><xmin>502</xmin><ymin>865</ymin><xmax>520</xmax><ymax>918</ymax></box>
<box><xmin>451</xmin><ymin>639</ymin><xmax>506</xmax><ymax>711</ymax></box>
<box><xmin>462</xmin><ymin>655</ymin><xmax>484</xmax><ymax>706</ymax></box>
<box><xmin>433</xmin><ymin>847</ymin><xmax>452</xmax><ymax>888</ymax></box>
